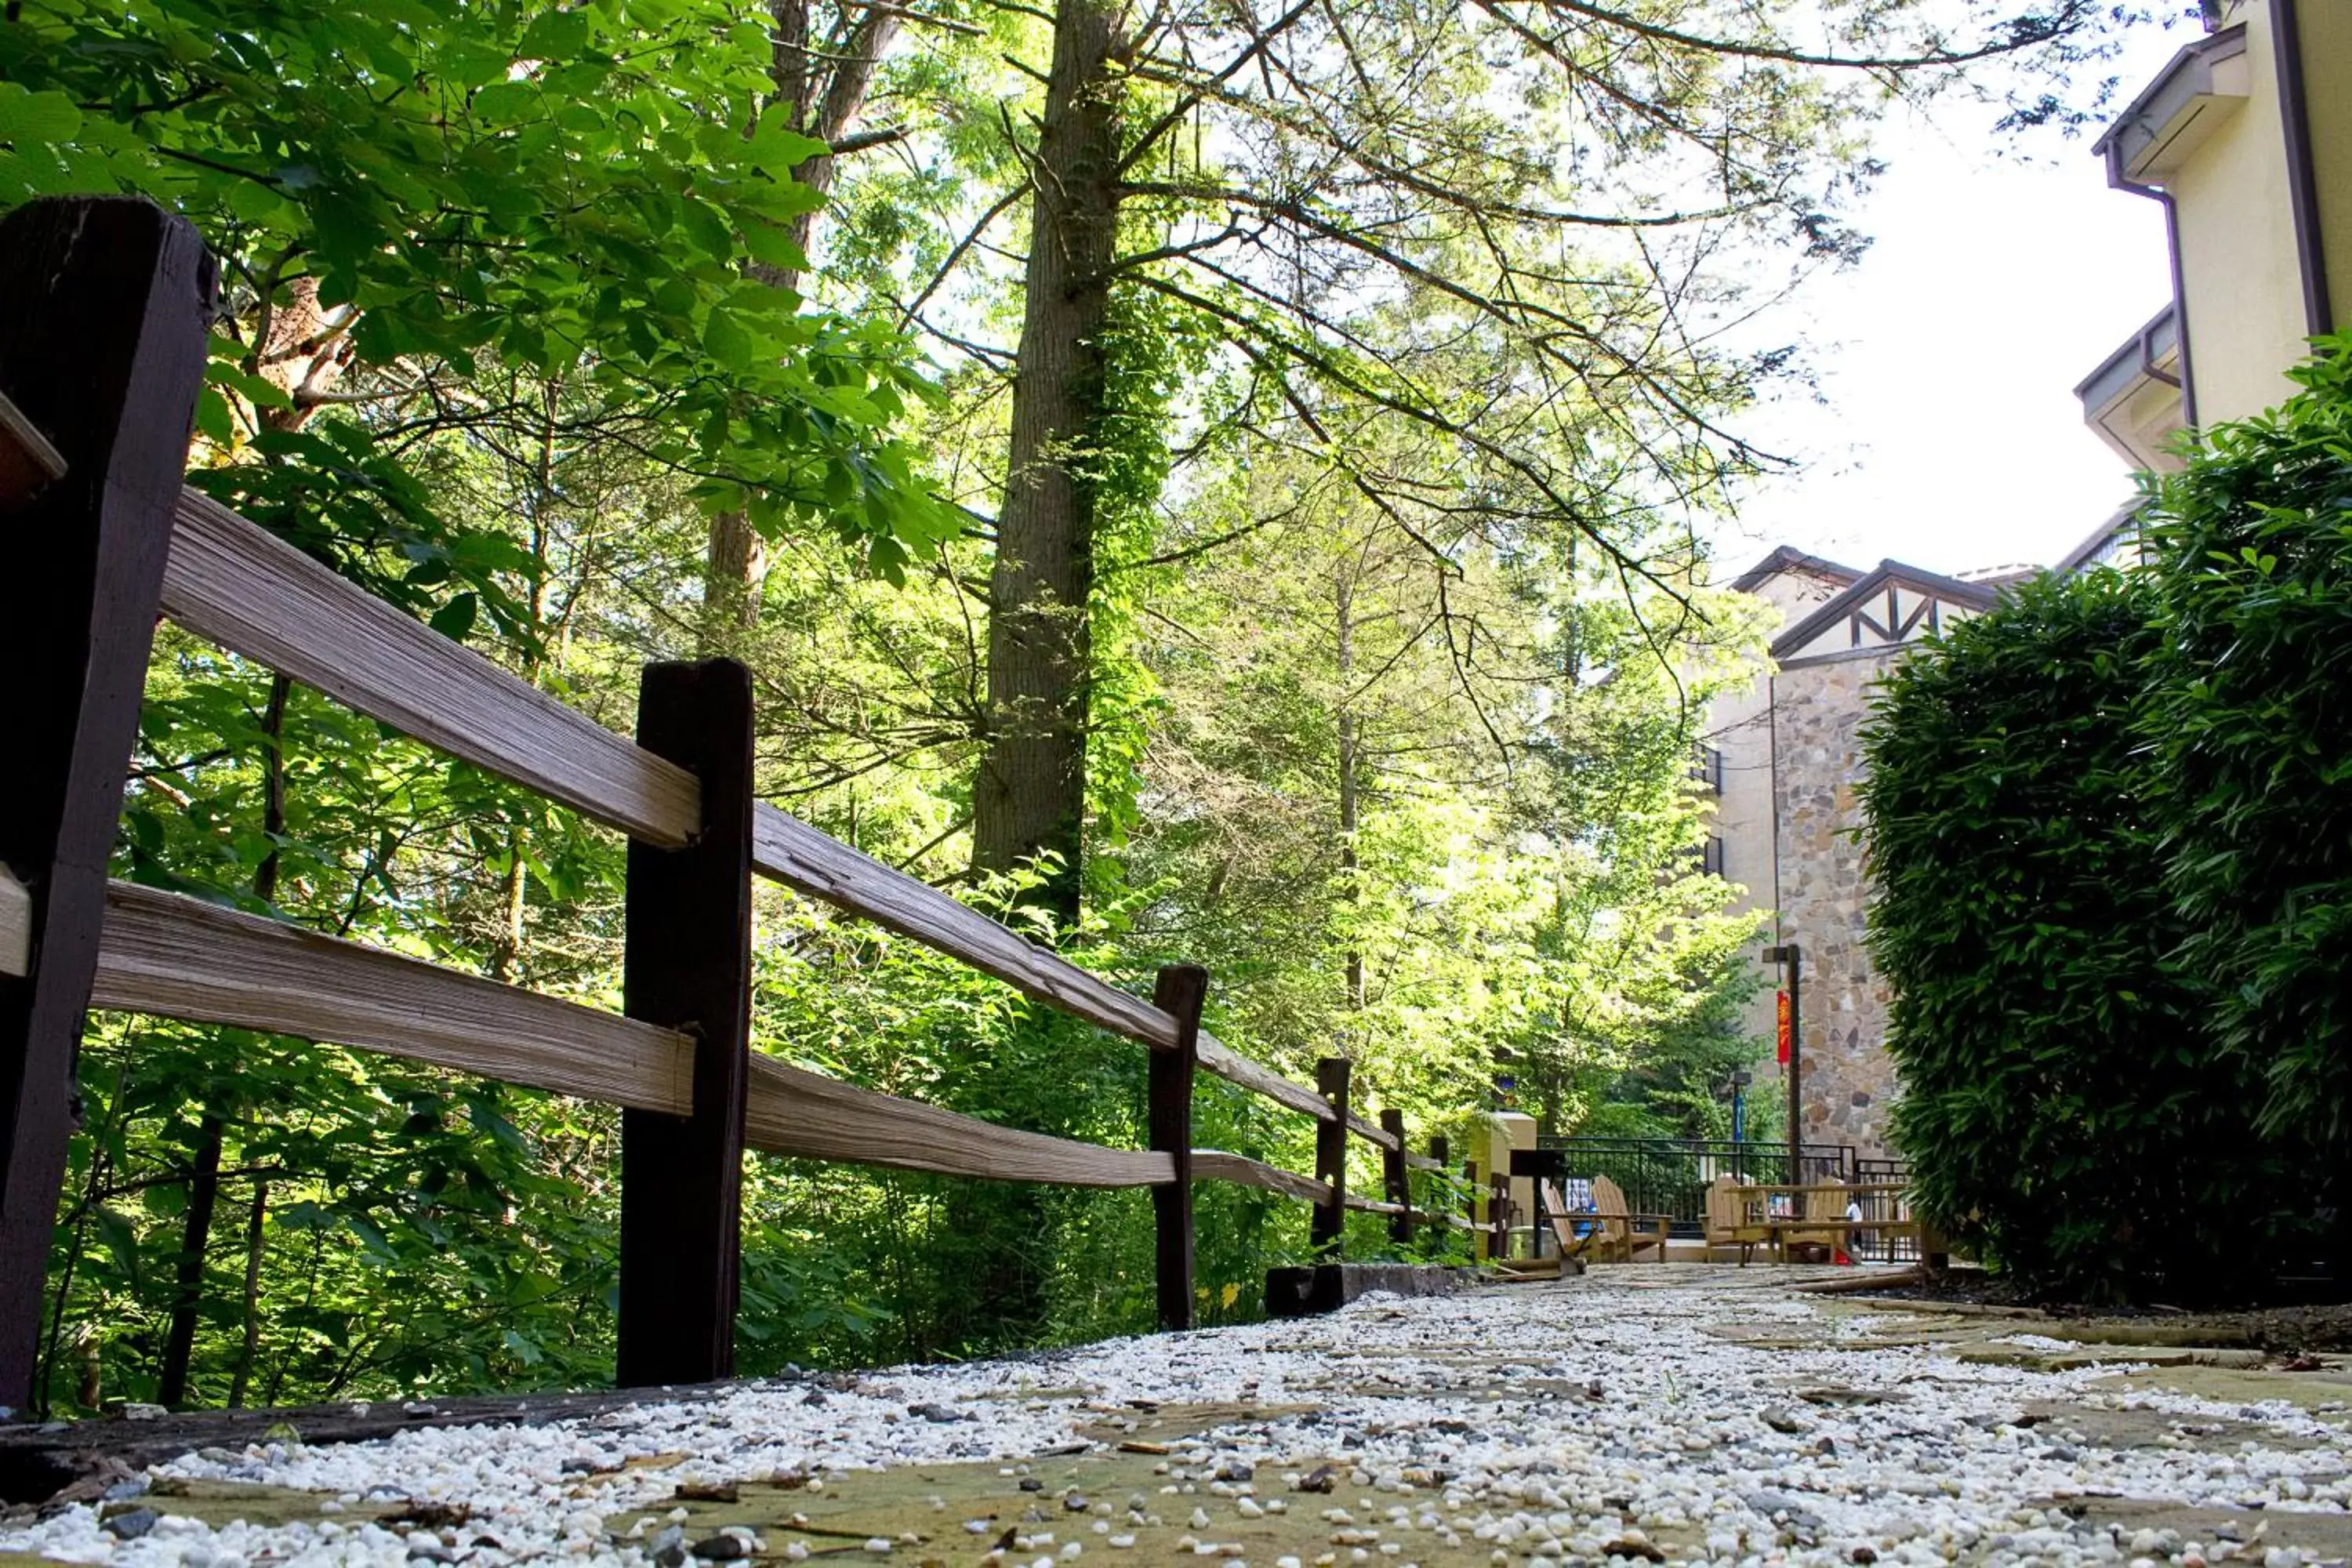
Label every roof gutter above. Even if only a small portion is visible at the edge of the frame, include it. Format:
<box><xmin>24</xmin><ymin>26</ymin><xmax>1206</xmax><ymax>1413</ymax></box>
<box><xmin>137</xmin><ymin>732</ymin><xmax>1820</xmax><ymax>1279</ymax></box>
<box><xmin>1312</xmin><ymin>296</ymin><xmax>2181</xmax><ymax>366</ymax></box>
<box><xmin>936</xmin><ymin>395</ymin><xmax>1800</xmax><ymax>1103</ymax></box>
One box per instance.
<box><xmin>2271</xmin><ymin>0</ymin><xmax>2333</xmax><ymax>338</ymax></box>
<box><xmin>2111</xmin><ymin>176</ymin><xmax>2199</xmax><ymax>428</ymax></box>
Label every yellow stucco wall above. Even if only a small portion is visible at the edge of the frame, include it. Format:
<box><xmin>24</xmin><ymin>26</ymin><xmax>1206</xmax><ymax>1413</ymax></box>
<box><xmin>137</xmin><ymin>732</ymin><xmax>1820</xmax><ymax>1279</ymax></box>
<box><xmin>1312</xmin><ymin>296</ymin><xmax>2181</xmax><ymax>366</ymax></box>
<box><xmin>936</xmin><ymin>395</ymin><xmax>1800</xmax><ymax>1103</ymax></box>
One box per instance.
<box><xmin>2170</xmin><ymin>2</ymin><xmax>2310</xmax><ymax>423</ymax></box>
<box><xmin>2296</xmin><ymin>0</ymin><xmax>2352</xmax><ymax>332</ymax></box>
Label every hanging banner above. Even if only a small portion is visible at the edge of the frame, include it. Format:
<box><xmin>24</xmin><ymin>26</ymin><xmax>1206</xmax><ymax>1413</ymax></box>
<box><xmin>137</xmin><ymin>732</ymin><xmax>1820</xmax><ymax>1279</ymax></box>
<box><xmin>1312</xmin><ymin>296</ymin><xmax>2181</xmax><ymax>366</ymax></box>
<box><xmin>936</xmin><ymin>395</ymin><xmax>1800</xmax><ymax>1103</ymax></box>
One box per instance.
<box><xmin>1775</xmin><ymin>990</ymin><xmax>1792</xmax><ymax>1064</ymax></box>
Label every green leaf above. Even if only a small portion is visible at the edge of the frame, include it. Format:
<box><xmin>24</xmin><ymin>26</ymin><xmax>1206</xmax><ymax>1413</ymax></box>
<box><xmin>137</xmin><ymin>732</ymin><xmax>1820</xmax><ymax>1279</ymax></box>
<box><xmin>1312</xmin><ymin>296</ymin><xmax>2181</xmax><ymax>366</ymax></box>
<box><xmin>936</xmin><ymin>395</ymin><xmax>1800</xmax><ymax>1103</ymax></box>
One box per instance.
<box><xmin>702</xmin><ymin>309</ymin><xmax>754</xmax><ymax>370</ymax></box>
<box><xmin>429</xmin><ymin>591</ymin><xmax>480</xmax><ymax>642</ymax></box>
<box><xmin>517</xmin><ymin>9</ymin><xmax>592</xmax><ymax>60</ymax></box>
<box><xmin>745</xmin><ymin>119</ymin><xmax>827</xmax><ymax>176</ymax></box>
<box><xmin>206</xmin><ymin>358</ymin><xmax>293</xmax><ymax>409</ymax></box>
<box><xmin>91</xmin><ymin>1207</ymin><xmax>142</xmax><ymax>1289</ymax></box>
<box><xmin>0</xmin><ymin>86</ymin><xmax>83</xmax><ymax>145</ymax></box>
<box><xmin>741</xmin><ymin>223</ymin><xmax>810</xmax><ymax>275</ymax></box>
<box><xmin>471</xmin><ymin>80</ymin><xmax>539</xmax><ymax>125</ymax></box>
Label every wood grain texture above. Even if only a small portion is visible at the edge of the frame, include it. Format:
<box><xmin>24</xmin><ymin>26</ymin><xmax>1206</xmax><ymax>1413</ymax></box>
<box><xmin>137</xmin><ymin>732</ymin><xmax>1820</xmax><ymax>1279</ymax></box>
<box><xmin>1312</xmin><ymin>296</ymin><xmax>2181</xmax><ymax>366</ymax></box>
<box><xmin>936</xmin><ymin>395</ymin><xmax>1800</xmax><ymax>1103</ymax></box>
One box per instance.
<box><xmin>1198</xmin><ymin>1034</ymin><xmax>1334</xmax><ymax>1123</ymax></box>
<box><xmin>90</xmin><ymin>881</ymin><xmax>695</xmax><ymax>1114</ymax></box>
<box><xmin>1345</xmin><ymin>1194</ymin><xmax>1406</xmax><ymax>1217</ymax></box>
<box><xmin>1189</xmin><ymin>1150</ymin><xmax>1333</xmax><ymax>1207</ymax></box>
<box><xmin>1346</xmin><ymin>1110</ymin><xmax>1399</xmax><ymax>1151</ymax></box>
<box><xmin>0</xmin><ymin>197</ymin><xmax>216</xmax><ymax>1415</ymax></box>
<box><xmin>1149</xmin><ymin>964</ymin><xmax>1204</xmax><ymax>1332</ymax></box>
<box><xmin>743</xmin><ymin>1054</ymin><xmax>1174</xmax><ymax>1187</ymax></box>
<box><xmin>1312</xmin><ymin>1057</ymin><xmax>1348</xmax><ymax>1258</ymax></box>
<box><xmin>164</xmin><ymin>490</ymin><xmax>700</xmax><ymax>848</ymax></box>
<box><xmin>619</xmin><ymin>660</ymin><xmax>754</xmax><ymax>1388</ymax></box>
<box><xmin>1379</xmin><ymin>1105</ymin><xmax>1411</xmax><ymax>1244</ymax></box>
<box><xmin>752</xmin><ymin>802</ymin><xmax>1173</xmax><ymax>1043</ymax></box>
<box><xmin>0</xmin><ymin>868</ymin><xmax>26</xmax><ymax>979</ymax></box>
<box><xmin>1405</xmin><ymin>1149</ymin><xmax>1444</xmax><ymax>1171</ymax></box>
<box><xmin>0</xmin><ymin>388</ymin><xmax>66</xmax><ymax>508</ymax></box>
<box><xmin>750</xmin><ymin>805</ymin><xmax>1341</xmax><ymax>1132</ymax></box>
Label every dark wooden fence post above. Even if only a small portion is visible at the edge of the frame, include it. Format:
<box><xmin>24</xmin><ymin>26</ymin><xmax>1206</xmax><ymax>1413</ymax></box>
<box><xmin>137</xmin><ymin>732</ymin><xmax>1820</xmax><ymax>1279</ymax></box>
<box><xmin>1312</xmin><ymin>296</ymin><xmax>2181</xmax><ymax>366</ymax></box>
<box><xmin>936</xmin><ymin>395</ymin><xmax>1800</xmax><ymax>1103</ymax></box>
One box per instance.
<box><xmin>1380</xmin><ymin>1107</ymin><xmax>1410</xmax><ymax>1245</ymax></box>
<box><xmin>619</xmin><ymin>660</ymin><xmax>754</xmax><ymax>1387</ymax></box>
<box><xmin>1488</xmin><ymin>1169</ymin><xmax>1512</xmax><ymax>1259</ymax></box>
<box><xmin>1462</xmin><ymin>1157</ymin><xmax>1483</xmax><ymax>1258</ymax></box>
<box><xmin>1149</xmin><ymin>964</ymin><xmax>1206</xmax><ymax>1332</ymax></box>
<box><xmin>0</xmin><ymin>198</ymin><xmax>213</xmax><ymax>1414</ymax></box>
<box><xmin>1312</xmin><ymin>1057</ymin><xmax>1349</xmax><ymax>1259</ymax></box>
<box><xmin>1427</xmin><ymin>1134</ymin><xmax>1448</xmax><ymax>1256</ymax></box>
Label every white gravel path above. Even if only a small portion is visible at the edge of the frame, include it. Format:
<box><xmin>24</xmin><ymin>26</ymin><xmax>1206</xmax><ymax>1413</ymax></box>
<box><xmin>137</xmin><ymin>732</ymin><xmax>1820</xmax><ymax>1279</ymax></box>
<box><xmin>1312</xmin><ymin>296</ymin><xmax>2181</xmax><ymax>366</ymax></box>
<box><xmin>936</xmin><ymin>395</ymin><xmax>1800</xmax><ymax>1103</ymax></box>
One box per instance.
<box><xmin>5</xmin><ymin>1270</ymin><xmax>2347</xmax><ymax>1568</ymax></box>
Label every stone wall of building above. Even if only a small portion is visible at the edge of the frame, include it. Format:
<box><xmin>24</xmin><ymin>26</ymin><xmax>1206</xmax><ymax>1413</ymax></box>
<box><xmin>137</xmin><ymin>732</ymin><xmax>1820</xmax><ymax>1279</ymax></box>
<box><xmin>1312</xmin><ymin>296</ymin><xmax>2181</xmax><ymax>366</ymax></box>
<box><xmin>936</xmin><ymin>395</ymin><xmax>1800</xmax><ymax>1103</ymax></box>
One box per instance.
<box><xmin>1711</xmin><ymin>564</ymin><xmax>1854</xmax><ymax>1058</ymax></box>
<box><xmin>1770</xmin><ymin>650</ymin><xmax>1900</xmax><ymax>1161</ymax></box>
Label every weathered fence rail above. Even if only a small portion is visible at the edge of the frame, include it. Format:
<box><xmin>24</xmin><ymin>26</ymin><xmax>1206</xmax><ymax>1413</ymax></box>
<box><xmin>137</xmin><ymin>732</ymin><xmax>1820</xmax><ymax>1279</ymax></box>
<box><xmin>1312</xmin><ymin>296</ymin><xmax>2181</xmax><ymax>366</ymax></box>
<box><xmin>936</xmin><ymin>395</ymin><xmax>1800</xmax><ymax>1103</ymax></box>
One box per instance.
<box><xmin>0</xmin><ymin>196</ymin><xmax>1473</xmax><ymax>1413</ymax></box>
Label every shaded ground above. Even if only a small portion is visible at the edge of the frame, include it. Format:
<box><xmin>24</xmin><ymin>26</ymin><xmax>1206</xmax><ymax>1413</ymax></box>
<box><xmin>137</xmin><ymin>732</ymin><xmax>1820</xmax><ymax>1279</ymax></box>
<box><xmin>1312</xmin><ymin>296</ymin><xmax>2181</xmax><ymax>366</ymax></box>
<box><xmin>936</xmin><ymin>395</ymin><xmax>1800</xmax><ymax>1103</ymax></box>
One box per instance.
<box><xmin>2</xmin><ymin>1267</ymin><xmax>2347</xmax><ymax>1567</ymax></box>
<box><xmin>1867</xmin><ymin>1270</ymin><xmax>2352</xmax><ymax>1352</ymax></box>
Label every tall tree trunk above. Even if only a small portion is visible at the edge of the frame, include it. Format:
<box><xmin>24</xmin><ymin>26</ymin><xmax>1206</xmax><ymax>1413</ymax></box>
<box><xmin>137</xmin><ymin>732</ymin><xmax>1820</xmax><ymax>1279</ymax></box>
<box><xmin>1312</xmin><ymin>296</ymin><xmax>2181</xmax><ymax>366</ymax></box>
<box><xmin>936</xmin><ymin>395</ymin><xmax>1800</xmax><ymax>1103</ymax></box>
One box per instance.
<box><xmin>1336</xmin><ymin>578</ymin><xmax>1365</xmax><ymax>1011</ymax></box>
<box><xmin>156</xmin><ymin>674</ymin><xmax>289</xmax><ymax>1407</ymax></box>
<box><xmin>702</xmin><ymin>0</ymin><xmax>902</xmax><ymax>652</ymax></box>
<box><xmin>495</xmin><ymin>388</ymin><xmax>558</xmax><ymax>980</ymax></box>
<box><xmin>971</xmin><ymin>0</ymin><xmax>1123</xmax><ymax>927</ymax></box>
<box><xmin>154</xmin><ymin>1116</ymin><xmax>221</xmax><ymax>1408</ymax></box>
<box><xmin>702</xmin><ymin>510</ymin><xmax>768</xmax><ymax>651</ymax></box>
<box><xmin>227</xmin><ymin>1179</ymin><xmax>267</xmax><ymax>1408</ymax></box>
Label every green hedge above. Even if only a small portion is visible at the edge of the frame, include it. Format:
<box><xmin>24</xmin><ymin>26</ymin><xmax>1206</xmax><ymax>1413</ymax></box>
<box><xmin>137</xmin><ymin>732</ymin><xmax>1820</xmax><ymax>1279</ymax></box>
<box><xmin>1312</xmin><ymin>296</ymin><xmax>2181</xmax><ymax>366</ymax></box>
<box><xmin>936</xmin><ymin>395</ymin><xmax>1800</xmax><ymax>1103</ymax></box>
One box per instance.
<box><xmin>1860</xmin><ymin>339</ymin><xmax>2352</xmax><ymax>1300</ymax></box>
<box><xmin>2141</xmin><ymin>344</ymin><xmax>2352</xmax><ymax>1192</ymax></box>
<box><xmin>1860</xmin><ymin>573</ymin><xmax>2291</xmax><ymax>1301</ymax></box>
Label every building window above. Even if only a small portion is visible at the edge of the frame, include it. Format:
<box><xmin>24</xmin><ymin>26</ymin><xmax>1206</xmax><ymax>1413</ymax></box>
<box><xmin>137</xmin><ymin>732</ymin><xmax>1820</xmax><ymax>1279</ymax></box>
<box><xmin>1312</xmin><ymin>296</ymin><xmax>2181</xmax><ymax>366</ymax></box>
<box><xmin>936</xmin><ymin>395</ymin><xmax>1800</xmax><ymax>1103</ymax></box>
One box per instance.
<box><xmin>1701</xmin><ymin>836</ymin><xmax>1725</xmax><ymax>877</ymax></box>
<box><xmin>1689</xmin><ymin>745</ymin><xmax>1724</xmax><ymax>796</ymax></box>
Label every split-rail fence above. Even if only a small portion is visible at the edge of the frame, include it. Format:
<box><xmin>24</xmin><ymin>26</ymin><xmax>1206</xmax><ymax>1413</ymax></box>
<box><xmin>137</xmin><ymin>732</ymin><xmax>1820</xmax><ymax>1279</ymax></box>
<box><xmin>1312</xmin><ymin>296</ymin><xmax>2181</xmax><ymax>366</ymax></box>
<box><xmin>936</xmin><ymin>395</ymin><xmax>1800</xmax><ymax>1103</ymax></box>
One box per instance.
<box><xmin>0</xmin><ymin>197</ymin><xmax>1483</xmax><ymax>1414</ymax></box>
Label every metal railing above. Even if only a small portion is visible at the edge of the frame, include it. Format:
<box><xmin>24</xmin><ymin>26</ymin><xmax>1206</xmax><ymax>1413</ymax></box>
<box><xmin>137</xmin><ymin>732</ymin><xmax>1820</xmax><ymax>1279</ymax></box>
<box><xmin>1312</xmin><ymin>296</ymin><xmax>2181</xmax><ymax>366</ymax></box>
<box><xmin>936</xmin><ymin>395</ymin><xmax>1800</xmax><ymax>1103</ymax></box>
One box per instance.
<box><xmin>1531</xmin><ymin>1135</ymin><xmax>1862</xmax><ymax>1239</ymax></box>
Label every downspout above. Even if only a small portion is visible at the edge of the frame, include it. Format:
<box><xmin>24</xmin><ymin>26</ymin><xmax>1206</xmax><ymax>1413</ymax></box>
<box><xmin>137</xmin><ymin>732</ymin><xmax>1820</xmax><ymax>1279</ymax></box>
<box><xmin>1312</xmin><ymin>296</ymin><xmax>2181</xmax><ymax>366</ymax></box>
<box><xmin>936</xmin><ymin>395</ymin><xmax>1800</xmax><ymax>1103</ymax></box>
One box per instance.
<box><xmin>2112</xmin><ymin>172</ymin><xmax>2200</xmax><ymax>428</ymax></box>
<box><xmin>2272</xmin><ymin>0</ymin><xmax>2333</xmax><ymax>337</ymax></box>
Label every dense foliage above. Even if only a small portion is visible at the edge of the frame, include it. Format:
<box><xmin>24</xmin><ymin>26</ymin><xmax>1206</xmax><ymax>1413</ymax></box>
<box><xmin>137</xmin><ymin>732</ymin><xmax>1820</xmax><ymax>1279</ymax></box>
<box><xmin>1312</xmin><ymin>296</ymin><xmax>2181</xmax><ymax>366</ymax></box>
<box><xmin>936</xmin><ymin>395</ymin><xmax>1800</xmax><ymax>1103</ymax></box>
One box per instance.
<box><xmin>2141</xmin><ymin>341</ymin><xmax>2352</xmax><ymax>1200</ymax></box>
<box><xmin>1863</xmin><ymin>339</ymin><xmax>2352</xmax><ymax>1301</ymax></box>
<box><xmin>2</xmin><ymin>0</ymin><xmax>2105</xmax><ymax>1410</ymax></box>
<box><xmin>1860</xmin><ymin>573</ymin><xmax>2288</xmax><ymax>1301</ymax></box>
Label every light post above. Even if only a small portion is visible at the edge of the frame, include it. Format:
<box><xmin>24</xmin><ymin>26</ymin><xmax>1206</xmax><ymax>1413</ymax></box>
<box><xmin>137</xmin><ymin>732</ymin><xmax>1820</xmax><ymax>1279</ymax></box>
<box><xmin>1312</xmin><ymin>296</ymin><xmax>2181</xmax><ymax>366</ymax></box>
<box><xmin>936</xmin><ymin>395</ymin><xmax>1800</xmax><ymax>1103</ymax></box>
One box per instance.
<box><xmin>1763</xmin><ymin>942</ymin><xmax>1802</xmax><ymax>1178</ymax></box>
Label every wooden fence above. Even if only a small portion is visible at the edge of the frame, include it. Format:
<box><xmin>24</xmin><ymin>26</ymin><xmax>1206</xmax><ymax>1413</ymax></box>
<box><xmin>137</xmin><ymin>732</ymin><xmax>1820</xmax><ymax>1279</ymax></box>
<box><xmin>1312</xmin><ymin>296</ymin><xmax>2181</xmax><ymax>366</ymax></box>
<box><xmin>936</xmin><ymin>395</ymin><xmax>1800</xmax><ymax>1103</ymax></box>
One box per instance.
<box><xmin>0</xmin><ymin>196</ymin><xmax>1479</xmax><ymax>1413</ymax></box>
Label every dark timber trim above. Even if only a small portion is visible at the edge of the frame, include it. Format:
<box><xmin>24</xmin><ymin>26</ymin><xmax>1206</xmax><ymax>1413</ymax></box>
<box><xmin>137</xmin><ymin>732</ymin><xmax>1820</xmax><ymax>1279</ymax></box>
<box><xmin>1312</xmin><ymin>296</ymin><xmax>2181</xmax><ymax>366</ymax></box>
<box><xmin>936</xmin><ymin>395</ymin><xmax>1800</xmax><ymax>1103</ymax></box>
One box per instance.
<box><xmin>1149</xmin><ymin>964</ymin><xmax>1205</xmax><ymax>1331</ymax></box>
<box><xmin>1312</xmin><ymin>1057</ymin><xmax>1349</xmax><ymax>1259</ymax></box>
<box><xmin>1381</xmin><ymin>1107</ymin><xmax>1410</xmax><ymax>1245</ymax></box>
<box><xmin>0</xmin><ymin>198</ymin><xmax>215</xmax><ymax>1413</ymax></box>
<box><xmin>619</xmin><ymin>660</ymin><xmax>756</xmax><ymax>1387</ymax></box>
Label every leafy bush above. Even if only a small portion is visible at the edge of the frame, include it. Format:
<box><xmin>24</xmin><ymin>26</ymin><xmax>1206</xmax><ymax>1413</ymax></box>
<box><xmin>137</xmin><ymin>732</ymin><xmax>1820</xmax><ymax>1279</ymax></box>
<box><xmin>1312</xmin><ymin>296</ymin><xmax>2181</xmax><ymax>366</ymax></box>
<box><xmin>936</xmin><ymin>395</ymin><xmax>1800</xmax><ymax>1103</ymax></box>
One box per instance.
<box><xmin>2140</xmin><ymin>342</ymin><xmax>2352</xmax><ymax>1220</ymax></box>
<box><xmin>1860</xmin><ymin>572</ymin><xmax>2293</xmax><ymax>1302</ymax></box>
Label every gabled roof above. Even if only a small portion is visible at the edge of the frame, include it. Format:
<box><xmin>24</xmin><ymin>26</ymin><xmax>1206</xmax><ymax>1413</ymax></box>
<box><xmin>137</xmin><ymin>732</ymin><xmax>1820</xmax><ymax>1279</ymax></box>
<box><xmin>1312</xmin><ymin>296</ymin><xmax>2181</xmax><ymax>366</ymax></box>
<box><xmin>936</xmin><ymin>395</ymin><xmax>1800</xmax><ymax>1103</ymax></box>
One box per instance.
<box><xmin>1728</xmin><ymin>544</ymin><xmax>1863</xmax><ymax>595</ymax></box>
<box><xmin>1769</xmin><ymin>558</ymin><xmax>2001</xmax><ymax>662</ymax></box>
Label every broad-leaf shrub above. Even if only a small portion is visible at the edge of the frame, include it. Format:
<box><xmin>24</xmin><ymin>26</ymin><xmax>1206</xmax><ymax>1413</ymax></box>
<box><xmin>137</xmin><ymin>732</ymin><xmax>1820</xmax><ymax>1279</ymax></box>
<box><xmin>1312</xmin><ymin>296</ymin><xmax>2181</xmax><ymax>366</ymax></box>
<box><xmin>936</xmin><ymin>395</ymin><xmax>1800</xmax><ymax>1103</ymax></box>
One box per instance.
<box><xmin>1860</xmin><ymin>572</ymin><xmax>2292</xmax><ymax>1302</ymax></box>
<box><xmin>2141</xmin><ymin>343</ymin><xmax>2352</xmax><ymax>1221</ymax></box>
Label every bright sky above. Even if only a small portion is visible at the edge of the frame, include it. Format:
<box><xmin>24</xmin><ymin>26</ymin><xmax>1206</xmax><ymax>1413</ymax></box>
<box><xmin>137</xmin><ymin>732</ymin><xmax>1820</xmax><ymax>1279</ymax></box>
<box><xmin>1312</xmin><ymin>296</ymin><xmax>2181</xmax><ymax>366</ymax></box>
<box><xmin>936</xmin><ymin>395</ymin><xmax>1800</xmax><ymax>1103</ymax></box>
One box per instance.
<box><xmin>1711</xmin><ymin>24</ymin><xmax>2197</xmax><ymax>582</ymax></box>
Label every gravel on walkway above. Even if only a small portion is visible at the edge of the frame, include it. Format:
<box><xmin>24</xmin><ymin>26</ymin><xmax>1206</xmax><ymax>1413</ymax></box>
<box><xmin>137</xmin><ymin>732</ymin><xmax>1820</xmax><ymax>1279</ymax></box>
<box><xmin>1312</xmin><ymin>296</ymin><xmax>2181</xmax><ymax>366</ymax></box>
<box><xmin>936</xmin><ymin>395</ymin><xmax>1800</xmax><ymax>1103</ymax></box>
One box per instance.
<box><xmin>4</xmin><ymin>1268</ymin><xmax>2347</xmax><ymax>1568</ymax></box>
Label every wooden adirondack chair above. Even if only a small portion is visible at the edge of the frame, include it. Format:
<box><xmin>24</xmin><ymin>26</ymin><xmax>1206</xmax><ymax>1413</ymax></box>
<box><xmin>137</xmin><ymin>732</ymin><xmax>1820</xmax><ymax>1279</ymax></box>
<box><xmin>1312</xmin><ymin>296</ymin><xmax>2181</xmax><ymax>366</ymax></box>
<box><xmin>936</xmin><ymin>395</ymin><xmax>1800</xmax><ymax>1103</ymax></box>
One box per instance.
<box><xmin>1538</xmin><ymin>1178</ymin><xmax>1613</xmax><ymax>1265</ymax></box>
<box><xmin>1776</xmin><ymin>1181</ymin><xmax>1856</xmax><ymax>1263</ymax></box>
<box><xmin>1591</xmin><ymin>1174</ymin><xmax>1672</xmax><ymax>1261</ymax></box>
<box><xmin>1703</xmin><ymin>1175</ymin><xmax>1769</xmax><ymax>1265</ymax></box>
